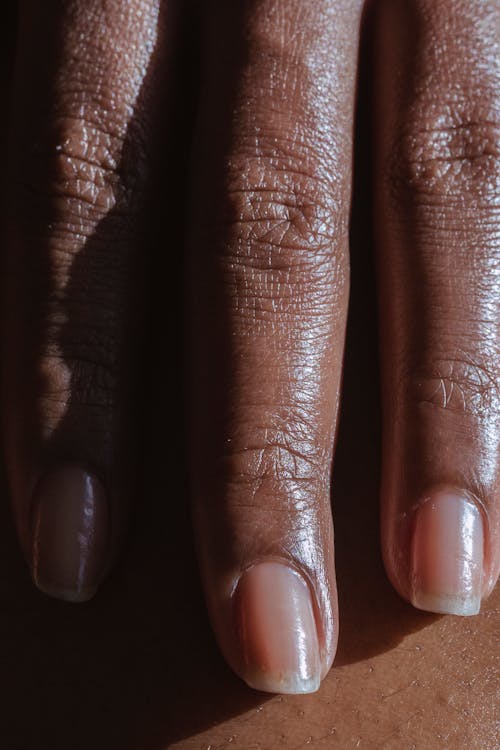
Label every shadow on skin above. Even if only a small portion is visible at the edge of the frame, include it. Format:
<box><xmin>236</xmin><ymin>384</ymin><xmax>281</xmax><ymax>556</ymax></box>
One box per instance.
<box><xmin>333</xmin><ymin>234</ymin><xmax>440</xmax><ymax>666</ymax></box>
<box><xmin>0</xmin><ymin>4</ymin><xmax>264</xmax><ymax>748</ymax></box>
<box><xmin>334</xmin><ymin>0</ymin><xmax>439</xmax><ymax>667</ymax></box>
<box><xmin>0</xmin><ymin>2</ymin><xmax>435</xmax><ymax>749</ymax></box>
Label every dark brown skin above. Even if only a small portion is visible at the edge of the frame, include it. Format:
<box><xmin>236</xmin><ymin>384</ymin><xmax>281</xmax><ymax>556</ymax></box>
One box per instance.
<box><xmin>376</xmin><ymin>0</ymin><xmax>500</xmax><ymax>607</ymax></box>
<box><xmin>0</xmin><ymin>0</ymin><xmax>498</xmax><ymax>732</ymax></box>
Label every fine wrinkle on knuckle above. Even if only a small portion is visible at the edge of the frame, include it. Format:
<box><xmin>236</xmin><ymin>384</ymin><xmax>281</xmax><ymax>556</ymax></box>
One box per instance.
<box><xmin>222</xmin><ymin>152</ymin><xmax>340</xmax><ymax>278</ymax></box>
<box><xmin>407</xmin><ymin>355</ymin><xmax>500</xmax><ymax>419</ymax></box>
<box><xmin>222</xmin><ymin>429</ymin><xmax>328</xmax><ymax>503</ymax></box>
<box><xmin>234</xmin><ymin>130</ymin><xmax>336</xmax><ymax>182</ymax></box>
<box><xmin>230</xmin><ymin>300</ymin><xmax>337</xmax><ymax>341</ymax></box>
<box><xmin>389</xmin><ymin>106</ymin><xmax>500</xmax><ymax>209</ymax></box>
<box><xmin>228</xmin><ymin>187</ymin><xmax>333</xmax><ymax>261</ymax></box>
<box><xmin>13</xmin><ymin>114</ymin><xmax>144</xmax><ymax>222</ymax></box>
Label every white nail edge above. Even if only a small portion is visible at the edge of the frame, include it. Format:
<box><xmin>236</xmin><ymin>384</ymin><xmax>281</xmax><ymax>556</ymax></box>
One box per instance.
<box><xmin>411</xmin><ymin>592</ymin><xmax>481</xmax><ymax>617</ymax></box>
<box><xmin>244</xmin><ymin>670</ymin><xmax>321</xmax><ymax>695</ymax></box>
<box><xmin>34</xmin><ymin>580</ymin><xmax>98</xmax><ymax>603</ymax></box>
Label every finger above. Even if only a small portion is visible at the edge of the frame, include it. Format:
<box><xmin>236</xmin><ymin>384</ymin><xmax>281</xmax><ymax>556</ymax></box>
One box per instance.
<box><xmin>189</xmin><ymin>0</ymin><xmax>363</xmax><ymax>692</ymax></box>
<box><xmin>4</xmin><ymin>0</ymin><xmax>168</xmax><ymax>601</ymax></box>
<box><xmin>375</xmin><ymin>0</ymin><xmax>500</xmax><ymax>615</ymax></box>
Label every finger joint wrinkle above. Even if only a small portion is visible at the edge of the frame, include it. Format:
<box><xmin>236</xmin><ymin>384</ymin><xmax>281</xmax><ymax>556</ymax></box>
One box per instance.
<box><xmin>389</xmin><ymin>105</ymin><xmax>500</xmax><ymax>209</ymax></box>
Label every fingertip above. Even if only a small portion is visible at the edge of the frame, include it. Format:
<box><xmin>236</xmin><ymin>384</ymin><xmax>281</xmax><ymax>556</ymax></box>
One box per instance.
<box><xmin>409</xmin><ymin>490</ymin><xmax>484</xmax><ymax>617</ymax></box>
<box><xmin>33</xmin><ymin>581</ymin><xmax>99</xmax><ymax>604</ymax></box>
<box><xmin>233</xmin><ymin>561</ymin><xmax>322</xmax><ymax>695</ymax></box>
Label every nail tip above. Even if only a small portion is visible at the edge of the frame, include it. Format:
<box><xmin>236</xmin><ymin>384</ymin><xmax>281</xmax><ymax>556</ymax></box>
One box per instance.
<box><xmin>244</xmin><ymin>671</ymin><xmax>321</xmax><ymax>695</ymax></box>
<box><xmin>34</xmin><ymin>579</ymin><xmax>98</xmax><ymax>603</ymax></box>
<box><xmin>411</xmin><ymin>592</ymin><xmax>481</xmax><ymax>617</ymax></box>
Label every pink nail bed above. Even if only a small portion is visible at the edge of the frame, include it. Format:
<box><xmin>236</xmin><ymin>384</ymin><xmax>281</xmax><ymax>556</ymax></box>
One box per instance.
<box><xmin>411</xmin><ymin>490</ymin><xmax>484</xmax><ymax>616</ymax></box>
<box><xmin>234</xmin><ymin>561</ymin><xmax>321</xmax><ymax>694</ymax></box>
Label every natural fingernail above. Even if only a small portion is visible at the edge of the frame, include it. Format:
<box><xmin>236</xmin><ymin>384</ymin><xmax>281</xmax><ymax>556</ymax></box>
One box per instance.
<box><xmin>31</xmin><ymin>466</ymin><xmax>108</xmax><ymax>602</ymax></box>
<box><xmin>234</xmin><ymin>561</ymin><xmax>321</xmax><ymax>694</ymax></box>
<box><xmin>411</xmin><ymin>490</ymin><xmax>484</xmax><ymax>616</ymax></box>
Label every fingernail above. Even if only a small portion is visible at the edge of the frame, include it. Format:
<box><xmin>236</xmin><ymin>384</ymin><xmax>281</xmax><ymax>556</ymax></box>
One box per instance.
<box><xmin>234</xmin><ymin>561</ymin><xmax>321</xmax><ymax>694</ymax></box>
<box><xmin>31</xmin><ymin>467</ymin><xmax>108</xmax><ymax>602</ymax></box>
<box><xmin>411</xmin><ymin>490</ymin><xmax>484</xmax><ymax>616</ymax></box>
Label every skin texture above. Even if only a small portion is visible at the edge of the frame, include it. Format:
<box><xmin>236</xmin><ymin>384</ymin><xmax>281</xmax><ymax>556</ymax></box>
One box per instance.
<box><xmin>0</xmin><ymin>126</ymin><xmax>497</xmax><ymax>744</ymax></box>
<box><xmin>5</xmin><ymin>0</ymin><xmax>171</xmax><ymax>584</ymax></box>
<box><xmin>376</xmin><ymin>0</ymin><xmax>500</xmax><ymax>611</ymax></box>
<box><xmin>188</xmin><ymin>0</ymin><xmax>362</xmax><ymax>688</ymax></box>
<box><xmin>0</xmin><ymin>1</ymin><xmax>498</xmax><ymax>744</ymax></box>
<box><xmin>1</xmin><ymin>0</ymin><xmax>499</xmax><ymax>709</ymax></box>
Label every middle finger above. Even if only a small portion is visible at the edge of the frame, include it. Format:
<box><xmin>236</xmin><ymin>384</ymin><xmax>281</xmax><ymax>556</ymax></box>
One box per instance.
<box><xmin>188</xmin><ymin>0</ymin><xmax>363</xmax><ymax>693</ymax></box>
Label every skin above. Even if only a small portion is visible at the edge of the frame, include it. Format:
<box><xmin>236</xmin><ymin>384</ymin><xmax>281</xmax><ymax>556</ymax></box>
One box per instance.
<box><xmin>1</xmin><ymin>0</ymin><xmax>499</xmax><ymax>711</ymax></box>
<box><xmin>0</xmin><ymin>190</ymin><xmax>497</xmax><ymax>747</ymax></box>
<box><xmin>376</xmin><ymin>0</ymin><xmax>500</xmax><ymax>608</ymax></box>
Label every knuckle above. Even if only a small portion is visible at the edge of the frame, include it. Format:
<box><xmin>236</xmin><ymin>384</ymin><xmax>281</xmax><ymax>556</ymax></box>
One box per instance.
<box><xmin>407</xmin><ymin>355</ymin><xmax>500</xmax><ymax>420</ymax></box>
<box><xmin>221</xmin><ymin>147</ymin><xmax>341</xmax><ymax>279</ymax></box>
<box><xmin>11</xmin><ymin>114</ymin><xmax>143</xmax><ymax>225</ymax></box>
<box><xmin>390</xmin><ymin>104</ymin><xmax>500</xmax><ymax>209</ymax></box>
<box><xmin>221</xmin><ymin>421</ymin><xmax>329</xmax><ymax>509</ymax></box>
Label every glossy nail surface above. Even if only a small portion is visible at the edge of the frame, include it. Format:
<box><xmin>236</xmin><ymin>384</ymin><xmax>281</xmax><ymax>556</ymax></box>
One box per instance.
<box><xmin>31</xmin><ymin>467</ymin><xmax>108</xmax><ymax>602</ymax></box>
<box><xmin>411</xmin><ymin>490</ymin><xmax>484</xmax><ymax>616</ymax></box>
<box><xmin>234</xmin><ymin>561</ymin><xmax>321</xmax><ymax>694</ymax></box>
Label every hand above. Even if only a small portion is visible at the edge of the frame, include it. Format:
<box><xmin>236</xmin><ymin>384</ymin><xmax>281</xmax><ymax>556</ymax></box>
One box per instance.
<box><xmin>5</xmin><ymin>0</ymin><xmax>499</xmax><ymax>695</ymax></box>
